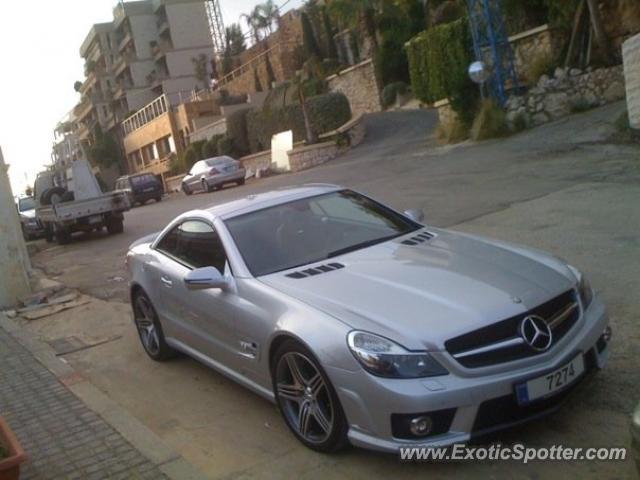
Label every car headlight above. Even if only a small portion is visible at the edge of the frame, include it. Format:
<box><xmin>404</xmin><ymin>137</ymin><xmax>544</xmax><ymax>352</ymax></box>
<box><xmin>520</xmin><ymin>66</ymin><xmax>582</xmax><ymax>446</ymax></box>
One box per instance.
<box><xmin>568</xmin><ymin>265</ymin><xmax>593</xmax><ymax>308</ymax></box>
<box><xmin>347</xmin><ymin>331</ymin><xmax>448</xmax><ymax>379</ymax></box>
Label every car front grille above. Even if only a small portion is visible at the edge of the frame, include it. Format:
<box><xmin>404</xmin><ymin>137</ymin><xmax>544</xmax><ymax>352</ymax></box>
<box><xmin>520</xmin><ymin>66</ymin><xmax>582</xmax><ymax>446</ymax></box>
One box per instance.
<box><xmin>445</xmin><ymin>290</ymin><xmax>580</xmax><ymax>368</ymax></box>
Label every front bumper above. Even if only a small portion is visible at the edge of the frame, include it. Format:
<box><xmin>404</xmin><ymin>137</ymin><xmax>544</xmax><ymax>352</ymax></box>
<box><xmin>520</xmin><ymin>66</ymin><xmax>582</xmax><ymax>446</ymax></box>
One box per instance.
<box><xmin>22</xmin><ymin>221</ymin><xmax>44</xmax><ymax>237</ymax></box>
<box><xmin>329</xmin><ymin>294</ymin><xmax>610</xmax><ymax>453</ymax></box>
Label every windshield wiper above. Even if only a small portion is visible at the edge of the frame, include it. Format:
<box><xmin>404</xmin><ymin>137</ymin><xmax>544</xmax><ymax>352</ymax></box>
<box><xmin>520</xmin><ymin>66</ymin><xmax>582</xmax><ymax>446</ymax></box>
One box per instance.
<box><xmin>327</xmin><ymin>233</ymin><xmax>403</xmax><ymax>259</ymax></box>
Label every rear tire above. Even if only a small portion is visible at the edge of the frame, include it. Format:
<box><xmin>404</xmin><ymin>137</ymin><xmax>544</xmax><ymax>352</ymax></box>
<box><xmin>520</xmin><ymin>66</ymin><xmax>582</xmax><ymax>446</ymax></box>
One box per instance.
<box><xmin>55</xmin><ymin>225</ymin><xmax>72</xmax><ymax>245</ymax></box>
<box><xmin>132</xmin><ymin>290</ymin><xmax>177</xmax><ymax>361</ymax></box>
<box><xmin>107</xmin><ymin>217</ymin><xmax>124</xmax><ymax>234</ymax></box>
<box><xmin>44</xmin><ymin>224</ymin><xmax>54</xmax><ymax>243</ymax></box>
<box><xmin>238</xmin><ymin>178</ymin><xmax>246</xmax><ymax>186</ymax></box>
<box><xmin>155</xmin><ymin>196</ymin><xmax>162</xmax><ymax>203</ymax></box>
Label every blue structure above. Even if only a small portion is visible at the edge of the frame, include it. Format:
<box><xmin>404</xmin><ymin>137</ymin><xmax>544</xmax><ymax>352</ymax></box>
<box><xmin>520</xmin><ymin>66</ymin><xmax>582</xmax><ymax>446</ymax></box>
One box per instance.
<box><xmin>466</xmin><ymin>0</ymin><xmax>519</xmax><ymax>106</ymax></box>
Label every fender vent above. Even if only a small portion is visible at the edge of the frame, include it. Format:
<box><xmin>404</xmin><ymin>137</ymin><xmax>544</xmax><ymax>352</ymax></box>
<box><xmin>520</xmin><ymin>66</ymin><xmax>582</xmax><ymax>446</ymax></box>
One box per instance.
<box><xmin>401</xmin><ymin>231</ymin><xmax>435</xmax><ymax>246</ymax></box>
<box><xmin>286</xmin><ymin>262</ymin><xmax>345</xmax><ymax>279</ymax></box>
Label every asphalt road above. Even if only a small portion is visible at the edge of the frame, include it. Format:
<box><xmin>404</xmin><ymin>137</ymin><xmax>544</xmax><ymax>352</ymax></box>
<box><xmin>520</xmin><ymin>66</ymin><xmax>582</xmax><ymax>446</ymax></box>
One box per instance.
<box><xmin>27</xmin><ymin>103</ymin><xmax>640</xmax><ymax>478</ymax></box>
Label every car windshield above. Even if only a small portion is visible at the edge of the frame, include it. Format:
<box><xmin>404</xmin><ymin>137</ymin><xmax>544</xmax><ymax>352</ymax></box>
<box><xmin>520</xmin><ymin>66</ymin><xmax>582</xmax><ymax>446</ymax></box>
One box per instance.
<box><xmin>18</xmin><ymin>197</ymin><xmax>35</xmax><ymax>212</ymax></box>
<box><xmin>225</xmin><ymin>190</ymin><xmax>420</xmax><ymax>277</ymax></box>
<box><xmin>131</xmin><ymin>174</ymin><xmax>156</xmax><ymax>186</ymax></box>
<box><xmin>205</xmin><ymin>158</ymin><xmax>230</xmax><ymax>166</ymax></box>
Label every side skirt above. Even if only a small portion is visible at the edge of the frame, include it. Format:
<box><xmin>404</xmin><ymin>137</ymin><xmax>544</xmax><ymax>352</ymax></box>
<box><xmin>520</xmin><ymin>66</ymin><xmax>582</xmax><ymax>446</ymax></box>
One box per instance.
<box><xmin>165</xmin><ymin>337</ymin><xmax>276</xmax><ymax>403</ymax></box>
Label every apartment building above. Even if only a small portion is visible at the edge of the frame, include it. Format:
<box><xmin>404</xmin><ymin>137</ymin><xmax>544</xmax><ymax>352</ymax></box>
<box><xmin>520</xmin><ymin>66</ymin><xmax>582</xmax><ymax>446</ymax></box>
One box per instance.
<box><xmin>52</xmin><ymin>113</ymin><xmax>87</xmax><ymax>170</ymax></box>
<box><xmin>70</xmin><ymin>0</ymin><xmax>214</xmax><ymax>168</ymax></box>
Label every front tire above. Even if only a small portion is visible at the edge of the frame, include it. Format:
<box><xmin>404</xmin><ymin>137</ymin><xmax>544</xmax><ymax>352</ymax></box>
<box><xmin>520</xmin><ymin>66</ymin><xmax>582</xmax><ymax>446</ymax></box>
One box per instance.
<box><xmin>182</xmin><ymin>184</ymin><xmax>192</xmax><ymax>196</ymax></box>
<box><xmin>132</xmin><ymin>291</ymin><xmax>177</xmax><ymax>361</ymax></box>
<box><xmin>272</xmin><ymin>340</ymin><xmax>349</xmax><ymax>453</ymax></box>
<box><xmin>107</xmin><ymin>216</ymin><xmax>124</xmax><ymax>234</ymax></box>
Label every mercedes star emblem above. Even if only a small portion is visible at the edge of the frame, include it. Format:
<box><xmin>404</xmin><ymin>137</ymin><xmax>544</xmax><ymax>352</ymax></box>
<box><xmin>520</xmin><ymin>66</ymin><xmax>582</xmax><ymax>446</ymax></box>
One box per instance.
<box><xmin>520</xmin><ymin>315</ymin><xmax>553</xmax><ymax>351</ymax></box>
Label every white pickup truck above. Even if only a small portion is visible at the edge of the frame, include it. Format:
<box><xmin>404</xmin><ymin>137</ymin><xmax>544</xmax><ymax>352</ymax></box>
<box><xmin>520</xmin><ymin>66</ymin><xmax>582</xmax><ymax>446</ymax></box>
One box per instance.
<box><xmin>34</xmin><ymin>160</ymin><xmax>130</xmax><ymax>244</ymax></box>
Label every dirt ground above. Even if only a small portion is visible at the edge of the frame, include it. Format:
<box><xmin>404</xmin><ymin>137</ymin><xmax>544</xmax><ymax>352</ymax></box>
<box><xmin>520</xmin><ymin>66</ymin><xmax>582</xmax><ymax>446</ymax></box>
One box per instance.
<box><xmin>24</xmin><ymin>103</ymin><xmax>640</xmax><ymax>478</ymax></box>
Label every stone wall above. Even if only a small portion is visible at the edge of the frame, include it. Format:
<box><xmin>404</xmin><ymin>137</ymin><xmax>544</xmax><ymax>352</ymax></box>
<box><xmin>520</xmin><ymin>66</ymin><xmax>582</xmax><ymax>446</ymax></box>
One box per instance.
<box><xmin>239</xmin><ymin>150</ymin><xmax>272</xmax><ymax>175</ymax></box>
<box><xmin>238</xmin><ymin>113</ymin><xmax>365</xmax><ymax>174</ymax></box>
<box><xmin>288</xmin><ymin>142</ymin><xmax>339</xmax><ymax>172</ymax></box>
<box><xmin>505</xmin><ymin>65</ymin><xmax>626</xmax><ymax>129</ymax></box>
<box><xmin>509</xmin><ymin>25</ymin><xmax>566</xmax><ymax>83</ymax></box>
<box><xmin>327</xmin><ymin>59</ymin><xmax>383</xmax><ymax>116</ymax></box>
<box><xmin>623</xmin><ymin>33</ymin><xmax>640</xmax><ymax>129</ymax></box>
<box><xmin>189</xmin><ymin>118</ymin><xmax>226</xmax><ymax>143</ymax></box>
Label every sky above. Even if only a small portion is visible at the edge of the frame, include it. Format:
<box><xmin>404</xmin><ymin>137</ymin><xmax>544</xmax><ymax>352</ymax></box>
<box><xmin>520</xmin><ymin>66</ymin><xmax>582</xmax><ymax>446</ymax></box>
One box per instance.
<box><xmin>0</xmin><ymin>0</ymin><xmax>302</xmax><ymax>194</ymax></box>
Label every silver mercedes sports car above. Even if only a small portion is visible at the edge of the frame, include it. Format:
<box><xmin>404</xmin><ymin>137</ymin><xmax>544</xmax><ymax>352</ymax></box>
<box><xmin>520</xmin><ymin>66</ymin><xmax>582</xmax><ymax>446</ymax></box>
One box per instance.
<box><xmin>126</xmin><ymin>184</ymin><xmax>611</xmax><ymax>453</ymax></box>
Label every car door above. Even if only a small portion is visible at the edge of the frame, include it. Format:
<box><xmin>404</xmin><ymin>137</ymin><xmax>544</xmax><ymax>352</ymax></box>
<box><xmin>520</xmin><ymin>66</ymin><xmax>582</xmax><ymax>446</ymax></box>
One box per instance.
<box><xmin>153</xmin><ymin>219</ymin><xmax>239</xmax><ymax>365</ymax></box>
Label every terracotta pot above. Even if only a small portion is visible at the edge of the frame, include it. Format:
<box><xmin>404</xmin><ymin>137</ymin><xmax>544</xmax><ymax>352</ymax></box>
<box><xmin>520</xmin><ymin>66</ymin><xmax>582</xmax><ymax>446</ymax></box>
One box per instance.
<box><xmin>0</xmin><ymin>417</ymin><xmax>27</xmax><ymax>480</ymax></box>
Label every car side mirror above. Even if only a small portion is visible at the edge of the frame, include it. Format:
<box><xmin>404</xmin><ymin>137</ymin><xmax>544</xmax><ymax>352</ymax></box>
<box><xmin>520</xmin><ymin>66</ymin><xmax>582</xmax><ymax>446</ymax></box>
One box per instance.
<box><xmin>404</xmin><ymin>209</ymin><xmax>424</xmax><ymax>223</ymax></box>
<box><xmin>184</xmin><ymin>267</ymin><xmax>229</xmax><ymax>291</ymax></box>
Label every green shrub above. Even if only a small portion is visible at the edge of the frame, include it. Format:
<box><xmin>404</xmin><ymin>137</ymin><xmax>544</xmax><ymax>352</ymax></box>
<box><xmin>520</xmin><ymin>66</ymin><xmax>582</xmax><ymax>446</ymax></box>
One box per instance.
<box><xmin>218</xmin><ymin>89</ymin><xmax>247</xmax><ymax>106</ymax></box>
<box><xmin>406</xmin><ymin>18</ymin><xmax>478</xmax><ymax>126</ymax></box>
<box><xmin>183</xmin><ymin>141</ymin><xmax>205</xmax><ymax>169</ymax></box>
<box><xmin>470</xmin><ymin>100</ymin><xmax>508</xmax><ymax>141</ymax></box>
<box><xmin>217</xmin><ymin>136</ymin><xmax>235</xmax><ymax>156</ymax></box>
<box><xmin>382</xmin><ymin>82</ymin><xmax>409</xmax><ymax>108</ymax></box>
<box><xmin>246</xmin><ymin>92</ymin><xmax>351</xmax><ymax>153</ymax></box>
<box><xmin>226</xmin><ymin>108</ymin><xmax>253</xmax><ymax>157</ymax></box>
<box><xmin>168</xmin><ymin>154</ymin><xmax>186</xmax><ymax>176</ymax></box>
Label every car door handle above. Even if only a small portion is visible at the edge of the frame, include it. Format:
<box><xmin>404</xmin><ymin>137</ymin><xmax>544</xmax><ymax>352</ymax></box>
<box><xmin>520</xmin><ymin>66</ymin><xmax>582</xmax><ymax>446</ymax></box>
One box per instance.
<box><xmin>160</xmin><ymin>276</ymin><xmax>173</xmax><ymax>288</ymax></box>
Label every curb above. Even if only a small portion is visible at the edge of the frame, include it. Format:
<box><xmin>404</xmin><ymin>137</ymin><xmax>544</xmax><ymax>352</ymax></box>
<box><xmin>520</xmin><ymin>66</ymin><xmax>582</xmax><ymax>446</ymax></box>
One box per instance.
<box><xmin>0</xmin><ymin>314</ymin><xmax>209</xmax><ymax>480</ymax></box>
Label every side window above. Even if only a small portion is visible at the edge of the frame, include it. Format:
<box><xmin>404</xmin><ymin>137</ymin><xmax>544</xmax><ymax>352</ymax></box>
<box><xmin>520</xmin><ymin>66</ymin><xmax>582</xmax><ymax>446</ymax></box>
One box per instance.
<box><xmin>156</xmin><ymin>220</ymin><xmax>227</xmax><ymax>272</ymax></box>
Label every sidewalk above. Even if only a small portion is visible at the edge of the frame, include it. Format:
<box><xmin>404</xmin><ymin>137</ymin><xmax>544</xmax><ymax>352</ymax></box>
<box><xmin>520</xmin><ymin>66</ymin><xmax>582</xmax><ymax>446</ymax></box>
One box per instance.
<box><xmin>0</xmin><ymin>323</ymin><xmax>166</xmax><ymax>480</ymax></box>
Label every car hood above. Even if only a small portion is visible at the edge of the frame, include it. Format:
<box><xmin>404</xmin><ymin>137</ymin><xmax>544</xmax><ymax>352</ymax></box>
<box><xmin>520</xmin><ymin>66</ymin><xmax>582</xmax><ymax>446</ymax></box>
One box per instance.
<box><xmin>20</xmin><ymin>208</ymin><xmax>36</xmax><ymax>219</ymax></box>
<box><xmin>260</xmin><ymin>228</ymin><xmax>576</xmax><ymax>351</ymax></box>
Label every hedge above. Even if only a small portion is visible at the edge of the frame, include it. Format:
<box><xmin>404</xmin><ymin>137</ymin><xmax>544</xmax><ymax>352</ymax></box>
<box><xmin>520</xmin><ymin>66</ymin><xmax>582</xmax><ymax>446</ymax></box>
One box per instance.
<box><xmin>406</xmin><ymin>18</ymin><xmax>478</xmax><ymax>125</ymax></box>
<box><xmin>225</xmin><ymin>108</ymin><xmax>253</xmax><ymax>157</ymax></box>
<box><xmin>245</xmin><ymin>92</ymin><xmax>351</xmax><ymax>153</ymax></box>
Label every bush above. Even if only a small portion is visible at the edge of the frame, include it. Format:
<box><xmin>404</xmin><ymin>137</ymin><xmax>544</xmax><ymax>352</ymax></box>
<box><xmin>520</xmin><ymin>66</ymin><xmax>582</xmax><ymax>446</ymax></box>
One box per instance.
<box><xmin>246</xmin><ymin>92</ymin><xmax>351</xmax><ymax>153</ymax></box>
<box><xmin>226</xmin><ymin>108</ymin><xmax>253</xmax><ymax>157</ymax></box>
<box><xmin>470</xmin><ymin>100</ymin><xmax>508</xmax><ymax>141</ymax></box>
<box><xmin>218</xmin><ymin>89</ymin><xmax>248</xmax><ymax>106</ymax></box>
<box><xmin>527</xmin><ymin>53</ymin><xmax>556</xmax><ymax>85</ymax></box>
<box><xmin>382</xmin><ymin>82</ymin><xmax>409</xmax><ymax>108</ymax></box>
<box><xmin>406</xmin><ymin>18</ymin><xmax>478</xmax><ymax>126</ymax></box>
<box><xmin>183</xmin><ymin>140</ymin><xmax>206</xmax><ymax>169</ymax></box>
<box><xmin>217</xmin><ymin>136</ymin><xmax>235</xmax><ymax>156</ymax></box>
<box><xmin>168</xmin><ymin>154</ymin><xmax>185</xmax><ymax>176</ymax></box>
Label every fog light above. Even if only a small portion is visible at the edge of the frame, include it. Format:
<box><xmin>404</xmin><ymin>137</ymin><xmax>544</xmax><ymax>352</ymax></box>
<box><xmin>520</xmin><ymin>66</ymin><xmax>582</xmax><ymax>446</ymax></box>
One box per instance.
<box><xmin>603</xmin><ymin>326</ymin><xmax>612</xmax><ymax>343</ymax></box>
<box><xmin>409</xmin><ymin>416</ymin><xmax>433</xmax><ymax>437</ymax></box>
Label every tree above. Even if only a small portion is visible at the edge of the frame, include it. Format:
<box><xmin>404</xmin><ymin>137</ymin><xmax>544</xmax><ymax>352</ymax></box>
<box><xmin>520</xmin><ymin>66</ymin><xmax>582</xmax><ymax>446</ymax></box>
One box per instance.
<box><xmin>241</xmin><ymin>6</ymin><xmax>267</xmax><ymax>44</ymax></box>
<box><xmin>74</xmin><ymin>81</ymin><xmax>83</xmax><ymax>93</ymax></box>
<box><xmin>191</xmin><ymin>54</ymin><xmax>210</xmax><ymax>89</ymax></box>
<box><xmin>225</xmin><ymin>23</ymin><xmax>246</xmax><ymax>55</ymax></box>
<box><xmin>264</xmin><ymin>54</ymin><xmax>276</xmax><ymax>89</ymax></box>
<box><xmin>322</xmin><ymin>7</ymin><xmax>338</xmax><ymax>59</ymax></box>
<box><xmin>254</xmin><ymin>68</ymin><xmax>263</xmax><ymax>92</ymax></box>
<box><xmin>301</xmin><ymin>11</ymin><xmax>322</xmax><ymax>59</ymax></box>
<box><xmin>327</xmin><ymin>0</ymin><xmax>380</xmax><ymax>54</ymax></box>
<box><xmin>257</xmin><ymin>0</ymin><xmax>280</xmax><ymax>36</ymax></box>
<box><xmin>88</xmin><ymin>126</ymin><xmax>122</xmax><ymax>170</ymax></box>
<box><xmin>585</xmin><ymin>0</ymin><xmax>612</xmax><ymax>61</ymax></box>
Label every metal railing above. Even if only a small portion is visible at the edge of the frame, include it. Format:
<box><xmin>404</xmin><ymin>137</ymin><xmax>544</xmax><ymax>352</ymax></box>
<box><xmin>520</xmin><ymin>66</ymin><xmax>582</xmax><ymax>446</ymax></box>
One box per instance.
<box><xmin>190</xmin><ymin>43</ymin><xmax>281</xmax><ymax>102</ymax></box>
<box><xmin>122</xmin><ymin>94</ymin><xmax>169</xmax><ymax>136</ymax></box>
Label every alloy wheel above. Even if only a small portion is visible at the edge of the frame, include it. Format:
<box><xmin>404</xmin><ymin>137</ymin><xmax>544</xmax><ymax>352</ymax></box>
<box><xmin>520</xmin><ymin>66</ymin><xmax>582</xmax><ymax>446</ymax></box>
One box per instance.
<box><xmin>134</xmin><ymin>295</ymin><xmax>160</xmax><ymax>356</ymax></box>
<box><xmin>275</xmin><ymin>352</ymin><xmax>334</xmax><ymax>444</ymax></box>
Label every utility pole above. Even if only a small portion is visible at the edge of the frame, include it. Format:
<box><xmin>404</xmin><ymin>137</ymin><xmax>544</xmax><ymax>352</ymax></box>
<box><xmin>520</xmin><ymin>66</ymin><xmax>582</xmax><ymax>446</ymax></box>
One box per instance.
<box><xmin>0</xmin><ymin>146</ymin><xmax>31</xmax><ymax>308</ymax></box>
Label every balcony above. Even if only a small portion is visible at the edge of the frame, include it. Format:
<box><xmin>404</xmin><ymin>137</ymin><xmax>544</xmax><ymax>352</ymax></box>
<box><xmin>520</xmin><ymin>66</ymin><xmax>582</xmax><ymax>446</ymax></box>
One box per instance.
<box><xmin>74</xmin><ymin>100</ymin><xmax>94</xmax><ymax>122</ymax></box>
<box><xmin>113</xmin><ymin>51</ymin><xmax>137</xmax><ymax>77</ymax></box>
<box><xmin>118</xmin><ymin>30</ymin><xmax>133</xmax><ymax>52</ymax></box>
<box><xmin>156</xmin><ymin>18</ymin><xmax>169</xmax><ymax>35</ymax></box>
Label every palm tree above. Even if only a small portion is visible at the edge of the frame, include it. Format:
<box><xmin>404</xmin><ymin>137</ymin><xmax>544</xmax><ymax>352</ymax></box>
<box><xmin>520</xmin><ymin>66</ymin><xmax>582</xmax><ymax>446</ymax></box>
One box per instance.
<box><xmin>257</xmin><ymin>0</ymin><xmax>280</xmax><ymax>36</ymax></box>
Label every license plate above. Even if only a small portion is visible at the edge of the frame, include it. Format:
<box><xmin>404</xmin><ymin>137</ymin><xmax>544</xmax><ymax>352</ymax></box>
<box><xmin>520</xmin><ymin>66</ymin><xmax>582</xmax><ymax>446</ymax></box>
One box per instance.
<box><xmin>88</xmin><ymin>215</ymin><xmax>102</xmax><ymax>225</ymax></box>
<box><xmin>143</xmin><ymin>187</ymin><xmax>155</xmax><ymax>192</ymax></box>
<box><xmin>515</xmin><ymin>354</ymin><xmax>585</xmax><ymax>405</ymax></box>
